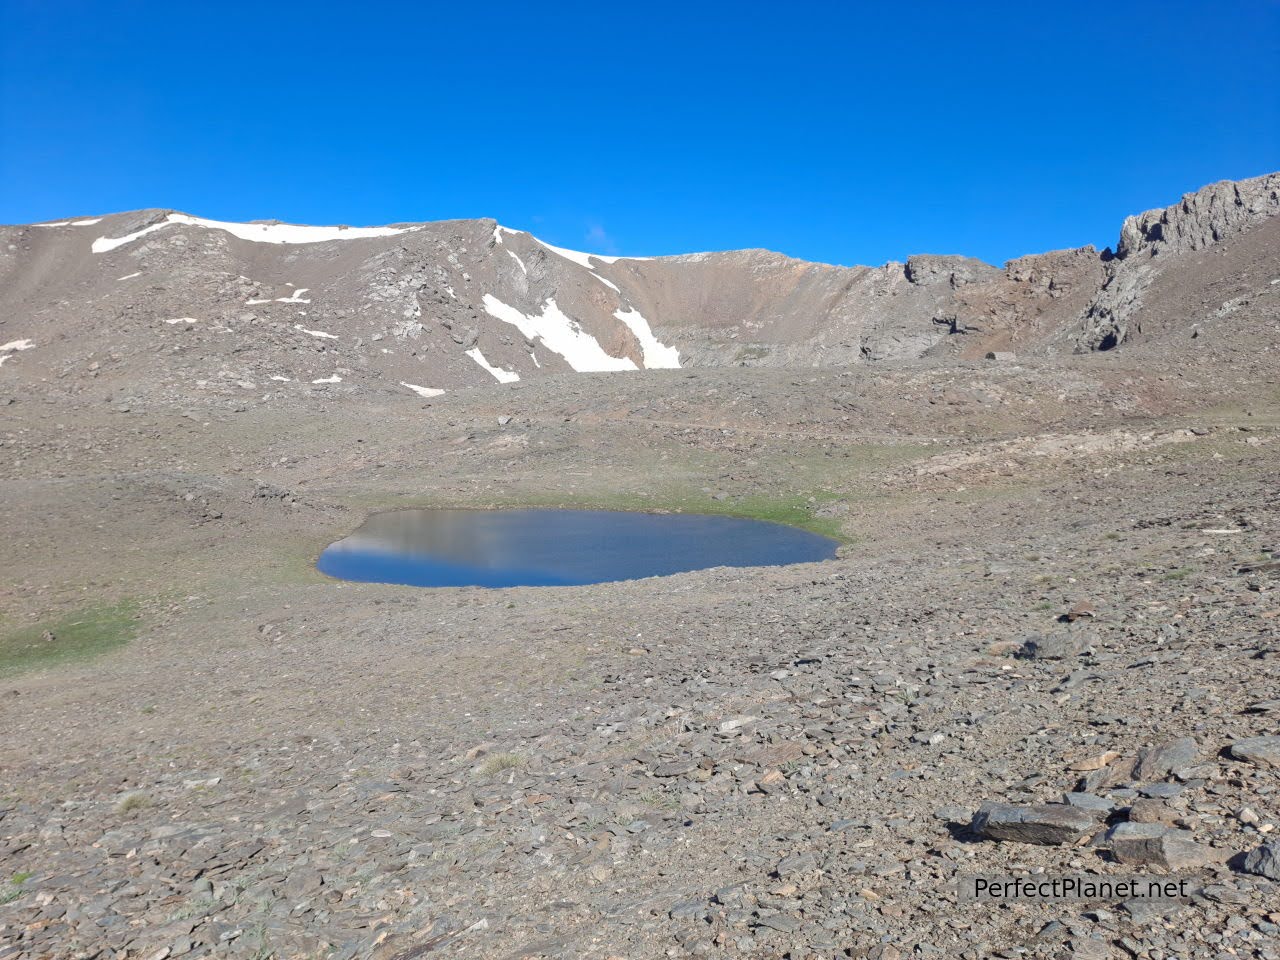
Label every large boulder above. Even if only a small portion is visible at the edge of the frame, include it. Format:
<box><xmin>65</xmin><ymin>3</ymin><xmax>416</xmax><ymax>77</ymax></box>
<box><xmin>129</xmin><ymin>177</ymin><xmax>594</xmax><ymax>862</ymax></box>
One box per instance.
<box><xmin>1107</xmin><ymin>823</ymin><xmax>1210</xmax><ymax>869</ymax></box>
<box><xmin>971</xmin><ymin>803</ymin><xmax>1096</xmax><ymax>845</ymax></box>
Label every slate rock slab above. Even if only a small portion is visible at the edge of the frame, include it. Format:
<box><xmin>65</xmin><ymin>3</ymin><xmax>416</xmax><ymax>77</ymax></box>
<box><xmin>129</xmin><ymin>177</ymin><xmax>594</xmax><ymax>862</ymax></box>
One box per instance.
<box><xmin>971</xmin><ymin>803</ymin><xmax>1096</xmax><ymax>845</ymax></box>
<box><xmin>1107</xmin><ymin>822</ymin><xmax>1210</xmax><ymax>869</ymax></box>
<box><xmin>1229</xmin><ymin>736</ymin><xmax>1280</xmax><ymax>769</ymax></box>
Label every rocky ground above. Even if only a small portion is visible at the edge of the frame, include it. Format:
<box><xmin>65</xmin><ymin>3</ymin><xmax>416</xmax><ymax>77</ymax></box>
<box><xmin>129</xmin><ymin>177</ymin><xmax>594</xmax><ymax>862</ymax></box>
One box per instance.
<box><xmin>1</xmin><ymin>177</ymin><xmax>1279</xmax><ymax>959</ymax></box>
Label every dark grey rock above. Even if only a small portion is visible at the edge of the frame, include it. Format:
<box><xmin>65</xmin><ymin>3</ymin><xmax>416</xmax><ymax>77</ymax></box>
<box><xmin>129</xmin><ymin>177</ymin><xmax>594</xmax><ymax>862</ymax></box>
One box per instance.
<box><xmin>1241</xmin><ymin>843</ymin><xmax>1280</xmax><ymax>881</ymax></box>
<box><xmin>1229</xmin><ymin>736</ymin><xmax>1280</xmax><ymax>769</ymax></box>
<box><xmin>1063</xmin><ymin>792</ymin><xmax>1114</xmax><ymax>814</ymax></box>
<box><xmin>1133</xmin><ymin>737</ymin><xmax>1198</xmax><ymax>780</ymax></box>
<box><xmin>1107</xmin><ymin>822</ymin><xmax>1210</xmax><ymax>869</ymax></box>
<box><xmin>971</xmin><ymin>803</ymin><xmax>1096</xmax><ymax>845</ymax></box>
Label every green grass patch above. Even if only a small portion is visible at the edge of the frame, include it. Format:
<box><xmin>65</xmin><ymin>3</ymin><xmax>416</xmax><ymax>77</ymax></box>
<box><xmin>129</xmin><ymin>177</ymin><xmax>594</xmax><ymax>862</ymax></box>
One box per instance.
<box><xmin>0</xmin><ymin>872</ymin><xmax>32</xmax><ymax>905</ymax></box>
<box><xmin>0</xmin><ymin>600</ymin><xmax>142</xmax><ymax>676</ymax></box>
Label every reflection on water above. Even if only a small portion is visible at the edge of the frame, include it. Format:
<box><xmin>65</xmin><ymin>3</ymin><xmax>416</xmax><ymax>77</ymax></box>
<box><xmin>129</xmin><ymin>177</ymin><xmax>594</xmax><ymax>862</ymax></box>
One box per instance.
<box><xmin>317</xmin><ymin>508</ymin><xmax>838</xmax><ymax>588</ymax></box>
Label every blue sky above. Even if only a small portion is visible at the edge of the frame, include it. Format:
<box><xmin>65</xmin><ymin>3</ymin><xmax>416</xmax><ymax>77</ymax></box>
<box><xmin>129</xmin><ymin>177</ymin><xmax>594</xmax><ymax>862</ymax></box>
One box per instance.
<box><xmin>1</xmin><ymin>0</ymin><xmax>1276</xmax><ymax>265</ymax></box>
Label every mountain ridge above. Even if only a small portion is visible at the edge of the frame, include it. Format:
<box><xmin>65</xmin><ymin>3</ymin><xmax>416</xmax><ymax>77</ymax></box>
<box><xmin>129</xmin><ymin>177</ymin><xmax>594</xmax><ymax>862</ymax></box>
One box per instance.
<box><xmin>1</xmin><ymin>172</ymin><xmax>1276</xmax><ymax>404</ymax></box>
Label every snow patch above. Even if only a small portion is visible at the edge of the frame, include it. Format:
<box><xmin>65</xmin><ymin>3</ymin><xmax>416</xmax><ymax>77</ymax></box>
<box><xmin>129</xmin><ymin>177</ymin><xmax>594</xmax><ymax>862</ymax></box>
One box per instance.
<box><xmin>92</xmin><ymin>213</ymin><xmax>421</xmax><ymax>254</ymax></box>
<box><xmin>116</xmin><ymin>271</ymin><xmax>142</xmax><ymax>281</ymax></box>
<box><xmin>311</xmin><ymin>375</ymin><xmax>342</xmax><ymax>385</ymax></box>
<box><xmin>614</xmin><ymin>307</ymin><xmax>681</xmax><ymax>368</ymax></box>
<box><xmin>531</xmin><ymin>237</ymin><xmax>620</xmax><ymax>269</ymax></box>
<box><xmin>165</xmin><ymin>317</ymin><xmax>199</xmax><ymax>325</ymax></box>
<box><xmin>466</xmin><ymin>347</ymin><xmax>520</xmax><ymax>383</ymax></box>
<box><xmin>481</xmin><ymin>294</ymin><xmax>637</xmax><ymax>372</ymax></box>
<box><xmin>594</xmin><ymin>274</ymin><xmax>620</xmax><ymax>293</ymax></box>
<box><xmin>0</xmin><ymin>339</ymin><xmax>33</xmax><ymax>368</ymax></box>
<box><xmin>507</xmin><ymin>249</ymin><xmax>528</xmax><ymax>275</ymax></box>
<box><xmin>33</xmin><ymin>217</ymin><xmax>102</xmax><ymax>227</ymax></box>
<box><xmin>400</xmin><ymin>382</ymin><xmax>446</xmax><ymax>398</ymax></box>
<box><xmin>294</xmin><ymin>324</ymin><xmax>337</xmax><ymax>340</ymax></box>
<box><xmin>269</xmin><ymin>375</ymin><xmax>292</xmax><ymax>382</ymax></box>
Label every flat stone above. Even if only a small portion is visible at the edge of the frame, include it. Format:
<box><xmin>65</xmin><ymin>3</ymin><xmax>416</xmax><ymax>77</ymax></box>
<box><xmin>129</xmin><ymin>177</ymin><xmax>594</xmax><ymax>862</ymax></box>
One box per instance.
<box><xmin>755</xmin><ymin>913</ymin><xmax>799</xmax><ymax>933</ymax></box>
<box><xmin>1122</xmin><ymin>898</ymin><xmax>1188</xmax><ymax>923</ymax></box>
<box><xmin>652</xmin><ymin>759</ymin><xmax>699</xmax><ymax>778</ymax></box>
<box><xmin>668</xmin><ymin>899</ymin><xmax>706</xmax><ymax>920</ymax></box>
<box><xmin>1063</xmin><ymin>792</ymin><xmax>1114</xmax><ymax>814</ymax></box>
<box><xmin>774</xmin><ymin>852</ymin><xmax>817</xmax><ymax>877</ymax></box>
<box><xmin>1229</xmin><ymin>736</ymin><xmax>1280</xmax><ymax>769</ymax></box>
<box><xmin>1138</xmin><ymin>782</ymin><xmax>1184</xmax><ymax>800</ymax></box>
<box><xmin>1107</xmin><ymin>822</ymin><xmax>1210</xmax><ymax>869</ymax></box>
<box><xmin>971</xmin><ymin>803</ymin><xmax>1096</xmax><ymax>845</ymax></box>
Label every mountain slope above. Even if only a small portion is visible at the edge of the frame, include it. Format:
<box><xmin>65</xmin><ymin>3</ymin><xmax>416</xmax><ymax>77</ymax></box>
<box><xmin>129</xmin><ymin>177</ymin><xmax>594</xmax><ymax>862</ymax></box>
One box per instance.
<box><xmin>0</xmin><ymin>173</ymin><xmax>1275</xmax><ymax>408</ymax></box>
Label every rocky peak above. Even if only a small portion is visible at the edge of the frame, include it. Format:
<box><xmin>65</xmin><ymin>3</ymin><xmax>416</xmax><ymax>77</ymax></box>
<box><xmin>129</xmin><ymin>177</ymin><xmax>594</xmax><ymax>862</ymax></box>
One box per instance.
<box><xmin>904</xmin><ymin>254</ymin><xmax>999</xmax><ymax>288</ymax></box>
<box><xmin>1115</xmin><ymin>171</ymin><xmax>1280</xmax><ymax>260</ymax></box>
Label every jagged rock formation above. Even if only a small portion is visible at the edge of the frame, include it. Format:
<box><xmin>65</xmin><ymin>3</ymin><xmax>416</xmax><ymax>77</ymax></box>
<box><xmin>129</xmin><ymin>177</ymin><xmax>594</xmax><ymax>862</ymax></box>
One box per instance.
<box><xmin>1071</xmin><ymin>172</ymin><xmax>1280</xmax><ymax>351</ymax></box>
<box><xmin>1</xmin><ymin>173</ymin><xmax>1275</xmax><ymax>406</ymax></box>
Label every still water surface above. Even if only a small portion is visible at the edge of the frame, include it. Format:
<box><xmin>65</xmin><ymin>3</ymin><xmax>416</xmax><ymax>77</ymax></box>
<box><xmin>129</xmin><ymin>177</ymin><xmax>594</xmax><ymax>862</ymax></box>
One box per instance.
<box><xmin>317</xmin><ymin>508</ymin><xmax>838</xmax><ymax>588</ymax></box>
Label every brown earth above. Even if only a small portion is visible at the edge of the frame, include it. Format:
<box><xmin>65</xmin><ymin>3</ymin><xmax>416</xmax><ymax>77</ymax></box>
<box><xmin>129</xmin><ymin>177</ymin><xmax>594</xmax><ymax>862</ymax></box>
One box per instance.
<box><xmin>0</xmin><ymin>174</ymin><xmax>1278</xmax><ymax>960</ymax></box>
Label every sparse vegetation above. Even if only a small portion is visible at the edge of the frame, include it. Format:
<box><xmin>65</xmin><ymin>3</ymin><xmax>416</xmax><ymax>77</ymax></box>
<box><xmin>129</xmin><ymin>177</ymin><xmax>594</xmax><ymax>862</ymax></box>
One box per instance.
<box><xmin>0</xmin><ymin>600</ymin><xmax>142</xmax><ymax>675</ymax></box>
<box><xmin>0</xmin><ymin>872</ymin><xmax>32</xmax><ymax>905</ymax></box>
<box><xmin>114</xmin><ymin>791</ymin><xmax>150</xmax><ymax>815</ymax></box>
<box><xmin>478</xmin><ymin>753</ymin><xmax>526</xmax><ymax>777</ymax></box>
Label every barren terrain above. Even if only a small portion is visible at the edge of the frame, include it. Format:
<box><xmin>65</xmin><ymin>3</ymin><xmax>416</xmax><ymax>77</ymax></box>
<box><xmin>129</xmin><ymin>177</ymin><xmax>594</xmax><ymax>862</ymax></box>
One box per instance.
<box><xmin>1</xmin><ymin>175</ymin><xmax>1278</xmax><ymax>960</ymax></box>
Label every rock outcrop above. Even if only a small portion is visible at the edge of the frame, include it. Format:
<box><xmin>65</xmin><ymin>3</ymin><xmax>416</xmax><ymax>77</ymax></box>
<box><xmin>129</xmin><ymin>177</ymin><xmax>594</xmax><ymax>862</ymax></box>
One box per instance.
<box><xmin>1072</xmin><ymin>172</ymin><xmax>1280</xmax><ymax>351</ymax></box>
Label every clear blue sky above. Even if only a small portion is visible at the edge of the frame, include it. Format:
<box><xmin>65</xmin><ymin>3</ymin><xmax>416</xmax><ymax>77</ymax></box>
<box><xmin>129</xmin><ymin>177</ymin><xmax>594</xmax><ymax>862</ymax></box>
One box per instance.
<box><xmin>1</xmin><ymin>1</ymin><xmax>1276</xmax><ymax>266</ymax></box>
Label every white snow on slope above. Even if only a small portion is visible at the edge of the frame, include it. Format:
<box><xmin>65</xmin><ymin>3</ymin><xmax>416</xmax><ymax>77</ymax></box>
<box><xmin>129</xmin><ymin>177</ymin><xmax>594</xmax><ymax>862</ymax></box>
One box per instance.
<box><xmin>594</xmin><ymin>274</ymin><xmax>620</xmax><ymax>293</ymax></box>
<box><xmin>614</xmin><ymin>307</ymin><xmax>681</xmax><ymax>368</ymax></box>
<box><xmin>0</xmin><ymin>339</ymin><xmax>34</xmax><ymax>368</ymax></box>
<box><xmin>33</xmin><ymin>217</ymin><xmax>102</xmax><ymax>227</ymax></box>
<box><xmin>92</xmin><ymin>214</ymin><xmax>420</xmax><ymax>254</ymax></box>
<box><xmin>250</xmin><ymin>288</ymin><xmax>312</xmax><ymax>305</ymax></box>
<box><xmin>481</xmin><ymin>294</ymin><xmax>637</xmax><ymax>372</ymax></box>
<box><xmin>117</xmin><ymin>271</ymin><xmax>142</xmax><ymax>281</ymax></box>
<box><xmin>312</xmin><ymin>375</ymin><xmax>342</xmax><ymax>384</ymax></box>
<box><xmin>507</xmin><ymin>250</ymin><xmax>528</xmax><ymax>275</ymax></box>
<box><xmin>294</xmin><ymin>324</ymin><xmax>337</xmax><ymax>340</ymax></box>
<box><xmin>531</xmin><ymin>236</ymin><xmax>620</xmax><ymax>268</ymax></box>
<box><xmin>165</xmin><ymin>317</ymin><xmax>199</xmax><ymax>325</ymax></box>
<box><xmin>400</xmin><ymin>382</ymin><xmax>446</xmax><ymax>398</ymax></box>
<box><xmin>466</xmin><ymin>347</ymin><xmax>520</xmax><ymax>383</ymax></box>
<box><xmin>498</xmin><ymin>224</ymin><xmax>654</xmax><ymax>267</ymax></box>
